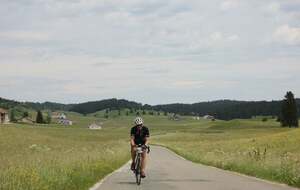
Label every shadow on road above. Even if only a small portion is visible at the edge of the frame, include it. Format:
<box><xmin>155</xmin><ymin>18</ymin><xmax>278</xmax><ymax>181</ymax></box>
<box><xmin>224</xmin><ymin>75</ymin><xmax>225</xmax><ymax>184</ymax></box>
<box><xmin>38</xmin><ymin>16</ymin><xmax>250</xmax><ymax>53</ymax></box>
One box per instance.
<box><xmin>117</xmin><ymin>182</ymin><xmax>136</xmax><ymax>185</ymax></box>
<box><xmin>150</xmin><ymin>178</ymin><xmax>211</xmax><ymax>182</ymax></box>
<box><xmin>117</xmin><ymin>178</ymin><xmax>210</xmax><ymax>185</ymax></box>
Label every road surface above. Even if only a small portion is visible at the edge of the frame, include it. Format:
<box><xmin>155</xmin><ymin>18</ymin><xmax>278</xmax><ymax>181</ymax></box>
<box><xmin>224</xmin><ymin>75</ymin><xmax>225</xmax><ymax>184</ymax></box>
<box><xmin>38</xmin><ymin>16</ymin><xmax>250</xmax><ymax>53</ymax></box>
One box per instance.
<box><xmin>92</xmin><ymin>146</ymin><xmax>298</xmax><ymax>190</ymax></box>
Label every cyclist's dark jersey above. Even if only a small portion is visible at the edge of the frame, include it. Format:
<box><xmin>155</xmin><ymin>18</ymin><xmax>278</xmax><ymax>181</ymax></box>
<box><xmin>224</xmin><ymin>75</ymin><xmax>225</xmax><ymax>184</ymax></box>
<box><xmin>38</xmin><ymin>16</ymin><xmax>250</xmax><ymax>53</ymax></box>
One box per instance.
<box><xmin>130</xmin><ymin>125</ymin><xmax>150</xmax><ymax>145</ymax></box>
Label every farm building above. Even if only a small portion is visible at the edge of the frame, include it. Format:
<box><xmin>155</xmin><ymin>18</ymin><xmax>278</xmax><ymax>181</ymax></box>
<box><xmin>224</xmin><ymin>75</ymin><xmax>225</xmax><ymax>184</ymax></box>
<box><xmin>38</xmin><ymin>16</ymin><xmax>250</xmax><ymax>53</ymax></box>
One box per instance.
<box><xmin>53</xmin><ymin>112</ymin><xmax>73</xmax><ymax>126</ymax></box>
<box><xmin>59</xmin><ymin>113</ymin><xmax>66</xmax><ymax>120</ymax></box>
<box><xmin>203</xmin><ymin>115</ymin><xmax>215</xmax><ymax>120</ymax></box>
<box><xmin>58</xmin><ymin>119</ymin><xmax>73</xmax><ymax>126</ymax></box>
<box><xmin>88</xmin><ymin>123</ymin><xmax>102</xmax><ymax>130</ymax></box>
<box><xmin>169</xmin><ymin>114</ymin><xmax>181</xmax><ymax>121</ymax></box>
<box><xmin>52</xmin><ymin>112</ymin><xmax>67</xmax><ymax>119</ymax></box>
<box><xmin>0</xmin><ymin>108</ymin><xmax>9</xmax><ymax>124</ymax></box>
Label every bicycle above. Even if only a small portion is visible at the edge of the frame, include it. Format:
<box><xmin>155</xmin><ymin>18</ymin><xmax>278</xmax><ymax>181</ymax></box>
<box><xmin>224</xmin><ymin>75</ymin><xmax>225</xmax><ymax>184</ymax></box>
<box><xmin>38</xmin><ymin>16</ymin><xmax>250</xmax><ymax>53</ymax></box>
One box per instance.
<box><xmin>133</xmin><ymin>144</ymin><xmax>150</xmax><ymax>185</ymax></box>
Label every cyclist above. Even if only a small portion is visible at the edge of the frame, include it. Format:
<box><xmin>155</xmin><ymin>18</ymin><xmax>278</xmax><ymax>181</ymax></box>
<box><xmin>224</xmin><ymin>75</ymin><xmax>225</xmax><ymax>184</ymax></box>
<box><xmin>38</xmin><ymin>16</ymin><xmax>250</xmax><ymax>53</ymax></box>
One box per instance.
<box><xmin>130</xmin><ymin>117</ymin><xmax>150</xmax><ymax>178</ymax></box>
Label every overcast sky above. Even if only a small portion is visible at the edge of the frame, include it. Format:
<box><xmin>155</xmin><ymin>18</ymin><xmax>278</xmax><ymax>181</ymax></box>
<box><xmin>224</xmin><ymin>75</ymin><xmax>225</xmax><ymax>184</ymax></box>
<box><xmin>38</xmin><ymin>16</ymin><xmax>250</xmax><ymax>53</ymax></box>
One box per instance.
<box><xmin>0</xmin><ymin>0</ymin><xmax>300</xmax><ymax>104</ymax></box>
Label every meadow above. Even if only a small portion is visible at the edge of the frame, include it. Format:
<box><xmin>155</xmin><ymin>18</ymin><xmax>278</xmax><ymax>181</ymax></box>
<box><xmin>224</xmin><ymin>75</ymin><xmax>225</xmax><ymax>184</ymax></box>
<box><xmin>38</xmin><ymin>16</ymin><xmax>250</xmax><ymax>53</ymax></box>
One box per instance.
<box><xmin>1</xmin><ymin>111</ymin><xmax>300</xmax><ymax>189</ymax></box>
<box><xmin>0</xmin><ymin>114</ymin><xmax>131</xmax><ymax>190</ymax></box>
<box><xmin>151</xmin><ymin>118</ymin><xmax>300</xmax><ymax>187</ymax></box>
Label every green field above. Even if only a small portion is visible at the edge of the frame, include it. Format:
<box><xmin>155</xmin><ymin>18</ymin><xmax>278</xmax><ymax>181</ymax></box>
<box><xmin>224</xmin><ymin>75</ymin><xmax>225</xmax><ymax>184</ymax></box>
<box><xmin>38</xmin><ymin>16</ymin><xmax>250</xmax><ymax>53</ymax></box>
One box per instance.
<box><xmin>1</xmin><ymin>111</ymin><xmax>300</xmax><ymax>189</ymax></box>
<box><xmin>152</xmin><ymin>119</ymin><xmax>300</xmax><ymax>187</ymax></box>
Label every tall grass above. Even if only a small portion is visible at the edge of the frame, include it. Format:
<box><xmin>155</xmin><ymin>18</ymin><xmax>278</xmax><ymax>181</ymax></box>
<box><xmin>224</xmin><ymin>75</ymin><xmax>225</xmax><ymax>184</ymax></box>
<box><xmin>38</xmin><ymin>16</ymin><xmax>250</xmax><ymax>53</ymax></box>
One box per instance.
<box><xmin>152</xmin><ymin>119</ymin><xmax>300</xmax><ymax>187</ymax></box>
<box><xmin>0</xmin><ymin>126</ymin><xmax>130</xmax><ymax>190</ymax></box>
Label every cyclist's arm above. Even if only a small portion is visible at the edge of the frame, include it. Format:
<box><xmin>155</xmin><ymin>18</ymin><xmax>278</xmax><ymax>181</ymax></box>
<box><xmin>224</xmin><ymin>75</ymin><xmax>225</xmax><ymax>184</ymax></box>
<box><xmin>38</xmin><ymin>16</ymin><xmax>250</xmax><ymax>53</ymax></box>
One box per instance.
<box><xmin>130</xmin><ymin>136</ymin><xmax>136</xmax><ymax>146</ymax></box>
<box><xmin>144</xmin><ymin>137</ymin><xmax>149</xmax><ymax>146</ymax></box>
<box><xmin>144</xmin><ymin>127</ymin><xmax>150</xmax><ymax>146</ymax></box>
<box><xmin>130</xmin><ymin>127</ymin><xmax>136</xmax><ymax>146</ymax></box>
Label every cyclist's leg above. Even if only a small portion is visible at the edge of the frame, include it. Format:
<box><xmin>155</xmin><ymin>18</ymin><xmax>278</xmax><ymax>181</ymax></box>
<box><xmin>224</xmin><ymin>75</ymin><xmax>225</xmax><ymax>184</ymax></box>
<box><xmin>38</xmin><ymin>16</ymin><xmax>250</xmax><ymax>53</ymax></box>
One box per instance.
<box><xmin>131</xmin><ymin>146</ymin><xmax>136</xmax><ymax>161</ymax></box>
<box><xmin>131</xmin><ymin>146</ymin><xmax>136</xmax><ymax>170</ymax></box>
<box><xmin>141</xmin><ymin>151</ymin><xmax>147</xmax><ymax>175</ymax></box>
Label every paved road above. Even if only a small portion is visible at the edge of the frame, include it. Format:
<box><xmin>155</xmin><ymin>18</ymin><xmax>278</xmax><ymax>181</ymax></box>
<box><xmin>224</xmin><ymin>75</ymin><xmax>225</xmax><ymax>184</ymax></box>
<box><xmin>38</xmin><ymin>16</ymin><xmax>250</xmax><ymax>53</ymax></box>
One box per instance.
<box><xmin>92</xmin><ymin>146</ymin><xmax>298</xmax><ymax>190</ymax></box>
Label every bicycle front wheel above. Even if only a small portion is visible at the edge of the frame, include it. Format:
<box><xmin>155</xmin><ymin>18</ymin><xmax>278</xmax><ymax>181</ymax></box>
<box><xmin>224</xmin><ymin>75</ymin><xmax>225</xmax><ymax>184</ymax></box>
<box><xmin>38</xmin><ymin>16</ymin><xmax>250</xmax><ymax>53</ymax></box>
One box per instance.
<box><xmin>135</xmin><ymin>156</ymin><xmax>142</xmax><ymax>185</ymax></box>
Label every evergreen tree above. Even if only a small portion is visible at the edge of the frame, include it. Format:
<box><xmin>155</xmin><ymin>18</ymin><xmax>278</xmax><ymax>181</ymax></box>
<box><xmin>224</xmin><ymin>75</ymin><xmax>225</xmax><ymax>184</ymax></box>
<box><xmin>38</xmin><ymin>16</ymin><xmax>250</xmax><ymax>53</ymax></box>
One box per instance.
<box><xmin>164</xmin><ymin>111</ymin><xmax>168</xmax><ymax>116</ymax></box>
<box><xmin>142</xmin><ymin>110</ymin><xmax>146</xmax><ymax>115</ymax></box>
<box><xmin>9</xmin><ymin>109</ymin><xmax>17</xmax><ymax>122</ymax></box>
<box><xmin>281</xmin><ymin>91</ymin><xmax>299</xmax><ymax>127</ymax></box>
<box><xmin>126</xmin><ymin>111</ymin><xmax>129</xmax><ymax>116</ymax></box>
<box><xmin>136</xmin><ymin>111</ymin><xmax>140</xmax><ymax>116</ymax></box>
<box><xmin>36</xmin><ymin>110</ymin><xmax>44</xmax><ymax>124</ymax></box>
<box><xmin>118</xmin><ymin>109</ymin><xmax>121</xmax><ymax>116</ymax></box>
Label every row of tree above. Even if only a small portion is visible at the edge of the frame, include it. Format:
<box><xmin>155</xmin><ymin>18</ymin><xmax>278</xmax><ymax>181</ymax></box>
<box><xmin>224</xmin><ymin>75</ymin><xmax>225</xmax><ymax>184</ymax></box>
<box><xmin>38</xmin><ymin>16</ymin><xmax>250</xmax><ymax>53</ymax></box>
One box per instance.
<box><xmin>9</xmin><ymin>107</ymin><xmax>29</xmax><ymax>122</ymax></box>
<box><xmin>9</xmin><ymin>109</ymin><xmax>51</xmax><ymax>124</ymax></box>
<box><xmin>0</xmin><ymin>97</ymin><xmax>73</xmax><ymax>111</ymax></box>
<box><xmin>103</xmin><ymin>108</ymin><xmax>167</xmax><ymax>118</ymax></box>
<box><xmin>68</xmin><ymin>97</ymin><xmax>300</xmax><ymax>121</ymax></box>
<box><xmin>1</xmin><ymin>92</ymin><xmax>299</xmax><ymax>126</ymax></box>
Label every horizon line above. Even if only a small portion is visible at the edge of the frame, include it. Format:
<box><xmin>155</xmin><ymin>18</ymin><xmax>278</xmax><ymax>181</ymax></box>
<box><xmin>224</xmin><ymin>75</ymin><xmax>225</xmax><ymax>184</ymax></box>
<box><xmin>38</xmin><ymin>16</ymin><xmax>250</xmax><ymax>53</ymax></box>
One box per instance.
<box><xmin>0</xmin><ymin>96</ymin><xmax>289</xmax><ymax>106</ymax></box>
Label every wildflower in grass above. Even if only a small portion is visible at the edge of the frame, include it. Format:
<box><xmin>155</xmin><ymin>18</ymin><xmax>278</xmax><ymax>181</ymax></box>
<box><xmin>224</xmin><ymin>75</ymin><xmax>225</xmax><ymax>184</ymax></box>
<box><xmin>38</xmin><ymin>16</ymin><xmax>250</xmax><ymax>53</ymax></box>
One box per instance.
<box><xmin>29</xmin><ymin>144</ymin><xmax>38</xmax><ymax>150</ymax></box>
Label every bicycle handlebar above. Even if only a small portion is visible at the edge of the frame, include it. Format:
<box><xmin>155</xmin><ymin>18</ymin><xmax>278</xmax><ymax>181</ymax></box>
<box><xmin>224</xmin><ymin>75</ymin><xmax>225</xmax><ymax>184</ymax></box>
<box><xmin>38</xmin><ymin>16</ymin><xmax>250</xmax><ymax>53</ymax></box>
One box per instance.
<box><xmin>135</xmin><ymin>144</ymin><xmax>150</xmax><ymax>154</ymax></box>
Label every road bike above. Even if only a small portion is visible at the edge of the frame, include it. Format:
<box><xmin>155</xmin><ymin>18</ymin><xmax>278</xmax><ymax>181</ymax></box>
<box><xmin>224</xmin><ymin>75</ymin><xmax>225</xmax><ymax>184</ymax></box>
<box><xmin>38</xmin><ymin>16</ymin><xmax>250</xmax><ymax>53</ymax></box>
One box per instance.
<box><xmin>133</xmin><ymin>144</ymin><xmax>150</xmax><ymax>185</ymax></box>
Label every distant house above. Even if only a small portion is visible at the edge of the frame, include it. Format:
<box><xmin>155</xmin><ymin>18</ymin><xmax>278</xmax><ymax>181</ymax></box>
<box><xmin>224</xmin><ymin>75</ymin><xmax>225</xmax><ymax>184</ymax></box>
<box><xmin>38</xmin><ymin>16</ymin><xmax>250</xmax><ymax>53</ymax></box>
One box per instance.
<box><xmin>52</xmin><ymin>112</ymin><xmax>72</xmax><ymax>126</ymax></box>
<box><xmin>58</xmin><ymin>113</ymin><xmax>66</xmax><ymax>120</ymax></box>
<box><xmin>58</xmin><ymin>119</ymin><xmax>73</xmax><ymax>126</ymax></box>
<box><xmin>203</xmin><ymin>115</ymin><xmax>215</xmax><ymax>120</ymax></box>
<box><xmin>88</xmin><ymin>123</ymin><xmax>102</xmax><ymax>130</ymax></box>
<box><xmin>52</xmin><ymin>112</ymin><xmax>66</xmax><ymax>119</ymax></box>
<box><xmin>169</xmin><ymin>114</ymin><xmax>181</xmax><ymax>121</ymax></box>
<box><xmin>0</xmin><ymin>108</ymin><xmax>9</xmax><ymax>124</ymax></box>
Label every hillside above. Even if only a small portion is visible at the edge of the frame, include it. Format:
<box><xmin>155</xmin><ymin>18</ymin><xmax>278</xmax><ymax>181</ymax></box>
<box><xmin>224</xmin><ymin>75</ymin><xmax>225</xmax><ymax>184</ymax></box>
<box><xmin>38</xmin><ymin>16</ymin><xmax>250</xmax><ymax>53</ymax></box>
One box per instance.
<box><xmin>1</xmin><ymin>97</ymin><xmax>300</xmax><ymax>120</ymax></box>
<box><xmin>152</xmin><ymin>100</ymin><xmax>300</xmax><ymax>120</ymax></box>
<box><xmin>0</xmin><ymin>97</ymin><xmax>72</xmax><ymax>111</ymax></box>
<box><xmin>71</xmin><ymin>99</ymin><xmax>300</xmax><ymax>120</ymax></box>
<box><xmin>69</xmin><ymin>99</ymin><xmax>142</xmax><ymax>114</ymax></box>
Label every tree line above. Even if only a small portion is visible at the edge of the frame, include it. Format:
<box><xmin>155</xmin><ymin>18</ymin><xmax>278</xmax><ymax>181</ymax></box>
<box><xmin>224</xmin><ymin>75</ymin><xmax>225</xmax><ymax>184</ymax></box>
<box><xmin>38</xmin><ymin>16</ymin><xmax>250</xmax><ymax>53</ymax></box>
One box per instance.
<box><xmin>1</xmin><ymin>93</ymin><xmax>299</xmax><ymax>122</ymax></box>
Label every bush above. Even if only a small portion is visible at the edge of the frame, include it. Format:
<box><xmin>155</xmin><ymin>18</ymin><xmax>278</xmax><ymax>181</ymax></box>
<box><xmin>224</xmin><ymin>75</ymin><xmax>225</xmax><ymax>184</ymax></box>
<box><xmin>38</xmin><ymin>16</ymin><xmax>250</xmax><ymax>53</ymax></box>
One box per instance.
<box><xmin>23</xmin><ymin>111</ymin><xmax>29</xmax><ymax>118</ymax></box>
<box><xmin>46</xmin><ymin>112</ymin><xmax>52</xmax><ymax>124</ymax></box>
<box><xmin>36</xmin><ymin>110</ymin><xmax>44</xmax><ymax>124</ymax></box>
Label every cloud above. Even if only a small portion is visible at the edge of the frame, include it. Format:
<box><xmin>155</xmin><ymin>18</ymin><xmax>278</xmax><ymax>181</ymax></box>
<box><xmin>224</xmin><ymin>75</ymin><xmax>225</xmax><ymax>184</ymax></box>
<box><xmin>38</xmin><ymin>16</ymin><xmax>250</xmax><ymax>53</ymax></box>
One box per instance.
<box><xmin>207</xmin><ymin>32</ymin><xmax>240</xmax><ymax>48</ymax></box>
<box><xmin>268</xmin><ymin>1</ymin><xmax>300</xmax><ymax>20</ymax></box>
<box><xmin>0</xmin><ymin>0</ymin><xmax>299</xmax><ymax>104</ymax></box>
<box><xmin>173</xmin><ymin>80</ymin><xmax>205</xmax><ymax>88</ymax></box>
<box><xmin>172</xmin><ymin>80</ymin><xmax>238</xmax><ymax>89</ymax></box>
<box><xmin>220</xmin><ymin>0</ymin><xmax>240</xmax><ymax>11</ymax></box>
<box><xmin>210</xmin><ymin>32</ymin><xmax>223</xmax><ymax>41</ymax></box>
<box><xmin>228</xmin><ymin>35</ymin><xmax>239</xmax><ymax>41</ymax></box>
<box><xmin>0</xmin><ymin>31</ymin><xmax>50</xmax><ymax>42</ymax></box>
<box><xmin>264</xmin><ymin>2</ymin><xmax>281</xmax><ymax>14</ymax></box>
<box><xmin>272</xmin><ymin>25</ymin><xmax>300</xmax><ymax>45</ymax></box>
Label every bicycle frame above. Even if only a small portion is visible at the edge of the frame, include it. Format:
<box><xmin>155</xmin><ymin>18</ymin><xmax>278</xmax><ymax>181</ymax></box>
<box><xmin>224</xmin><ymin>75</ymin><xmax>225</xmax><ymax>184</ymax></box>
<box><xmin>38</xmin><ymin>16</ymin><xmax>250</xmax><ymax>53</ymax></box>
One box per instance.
<box><xmin>133</xmin><ymin>145</ymin><xmax>150</xmax><ymax>185</ymax></box>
